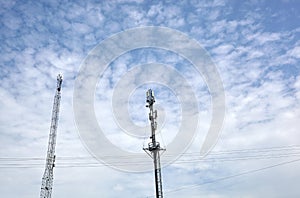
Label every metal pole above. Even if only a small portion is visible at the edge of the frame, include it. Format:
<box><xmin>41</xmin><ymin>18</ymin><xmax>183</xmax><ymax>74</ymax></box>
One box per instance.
<box><xmin>144</xmin><ymin>89</ymin><xmax>164</xmax><ymax>198</ymax></box>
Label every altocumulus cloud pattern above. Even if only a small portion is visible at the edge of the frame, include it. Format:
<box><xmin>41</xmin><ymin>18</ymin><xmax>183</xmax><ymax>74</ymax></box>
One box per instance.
<box><xmin>0</xmin><ymin>0</ymin><xmax>300</xmax><ymax>198</ymax></box>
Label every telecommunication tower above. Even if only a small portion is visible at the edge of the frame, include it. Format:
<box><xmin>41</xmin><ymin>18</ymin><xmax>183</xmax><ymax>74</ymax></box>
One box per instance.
<box><xmin>143</xmin><ymin>89</ymin><xmax>164</xmax><ymax>198</ymax></box>
<box><xmin>40</xmin><ymin>74</ymin><xmax>62</xmax><ymax>198</ymax></box>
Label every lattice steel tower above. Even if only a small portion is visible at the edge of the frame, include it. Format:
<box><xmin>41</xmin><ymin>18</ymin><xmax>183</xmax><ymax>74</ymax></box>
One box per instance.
<box><xmin>144</xmin><ymin>89</ymin><xmax>164</xmax><ymax>198</ymax></box>
<box><xmin>40</xmin><ymin>74</ymin><xmax>62</xmax><ymax>198</ymax></box>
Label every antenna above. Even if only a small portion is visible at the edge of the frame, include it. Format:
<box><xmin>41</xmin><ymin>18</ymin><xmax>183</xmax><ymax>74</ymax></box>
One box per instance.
<box><xmin>144</xmin><ymin>89</ymin><xmax>165</xmax><ymax>198</ymax></box>
<box><xmin>40</xmin><ymin>74</ymin><xmax>62</xmax><ymax>198</ymax></box>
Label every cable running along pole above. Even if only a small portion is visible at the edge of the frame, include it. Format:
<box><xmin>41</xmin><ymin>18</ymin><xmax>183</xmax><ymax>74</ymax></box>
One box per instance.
<box><xmin>143</xmin><ymin>89</ymin><xmax>164</xmax><ymax>198</ymax></box>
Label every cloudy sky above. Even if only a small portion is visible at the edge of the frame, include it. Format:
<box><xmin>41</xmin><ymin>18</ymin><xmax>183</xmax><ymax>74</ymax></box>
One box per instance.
<box><xmin>1</xmin><ymin>0</ymin><xmax>300</xmax><ymax>197</ymax></box>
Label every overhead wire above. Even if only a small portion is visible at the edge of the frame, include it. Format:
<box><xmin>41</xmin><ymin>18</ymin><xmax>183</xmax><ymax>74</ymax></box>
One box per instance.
<box><xmin>1</xmin><ymin>144</ymin><xmax>300</xmax><ymax>160</ymax></box>
<box><xmin>160</xmin><ymin>158</ymin><xmax>300</xmax><ymax>196</ymax></box>
<box><xmin>1</xmin><ymin>145</ymin><xmax>300</xmax><ymax>168</ymax></box>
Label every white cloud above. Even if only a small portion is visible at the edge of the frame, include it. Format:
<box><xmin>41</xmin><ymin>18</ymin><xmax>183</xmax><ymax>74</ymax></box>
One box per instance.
<box><xmin>288</xmin><ymin>45</ymin><xmax>300</xmax><ymax>59</ymax></box>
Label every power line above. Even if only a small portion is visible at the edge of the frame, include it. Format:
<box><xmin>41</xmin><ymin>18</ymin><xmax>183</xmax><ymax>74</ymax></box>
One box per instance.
<box><xmin>154</xmin><ymin>158</ymin><xmax>300</xmax><ymax>197</ymax></box>
<box><xmin>1</xmin><ymin>152</ymin><xmax>300</xmax><ymax>168</ymax></box>
<box><xmin>2</xmin><ymin>145</ymin><xmax>300</xmax><ymax>169</ymax></box>
<box><xmin>2</xmin><ymin>144</ymin><xmax>300</xmax><ymax>161</ymax></box>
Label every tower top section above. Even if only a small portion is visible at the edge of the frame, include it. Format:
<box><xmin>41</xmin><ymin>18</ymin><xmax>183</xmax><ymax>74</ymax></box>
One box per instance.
<box><xmin>146</xmin><ymin>89</ymin><xmax>155</xmax><ymax>107</ymax></box>
<box><xmin>56</xmin><ymin>74</ymin><xmax>63</xmax><ymax>91</ymax></box>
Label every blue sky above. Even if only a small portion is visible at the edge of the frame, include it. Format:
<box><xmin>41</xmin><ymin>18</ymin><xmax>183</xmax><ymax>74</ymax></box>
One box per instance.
<box><xmin>1</xmin><ymin>0</ymin><xmax>300</xmax><ymax>197</ymax></box>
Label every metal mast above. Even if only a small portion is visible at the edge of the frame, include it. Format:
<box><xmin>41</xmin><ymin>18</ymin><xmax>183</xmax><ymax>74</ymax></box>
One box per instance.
<box><xmin>144</xmin><ymin>89</ymin><xmax>164</xmax><ymax>198</ymax></box>
<box><xmin>40</xmin><ymin>74</ymin><xmax>62</xmax><ymax>198</ymax></box>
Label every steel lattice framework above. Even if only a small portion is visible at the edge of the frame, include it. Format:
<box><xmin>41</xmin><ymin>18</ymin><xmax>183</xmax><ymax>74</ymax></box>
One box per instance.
<box><xmin>40</xmin><ymin>74</ymin><xmax>62</xmax><ymax>198</ymax></box>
